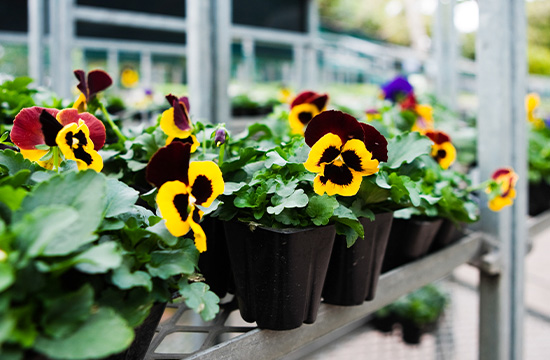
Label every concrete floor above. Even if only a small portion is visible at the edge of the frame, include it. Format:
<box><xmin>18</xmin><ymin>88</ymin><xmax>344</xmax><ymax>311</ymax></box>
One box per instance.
<box><xmin>301</xmin><ymin>226</ymin><xmax>550</xmax><ymax>360</ymax></box>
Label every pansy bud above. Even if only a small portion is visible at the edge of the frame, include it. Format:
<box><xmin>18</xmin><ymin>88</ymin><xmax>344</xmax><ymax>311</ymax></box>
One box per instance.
<box><xmin>214</xmin><ymin>128</ymin><xmax>227</xmax><ymax>147</ymax></box>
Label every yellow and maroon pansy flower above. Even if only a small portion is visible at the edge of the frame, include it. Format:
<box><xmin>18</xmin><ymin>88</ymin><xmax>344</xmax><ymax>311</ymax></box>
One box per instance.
<box><xmin>365</xmin><ymin>108</ymin><xmax>381</xmax><ymax>121</ymax></box>
<box><xmin>425</xmin><ymin>130</ymin><xmax>456</xmax><ymax>170</ymax></box>
<box><xmin>304</xmin><ymin>111</ymin><xmax>384</xmax><ymax>196</ymax></box>
<box><xmin>289</xmin><ymin>91</ymin><xmax>329</xmax><ymax>135</ymax></box>
<box><xmin>525</xmin><ymin>93</ymin><xmax>544</xmax><ymax>129</ymax></box>
<box><xmin>73</xmin><ymin>69</ymin><xmax>113</xmax><ymax>112</ymax></box>
<box><xmin>411</xmin><ymin>104</ymin><xmax>434</xmax><ymax>133</ymax></box>
<box><xmin>146</xmin><ymin>142</ymin><xmax>224</xmax><ymax>252</ymax></box>
<box><xmin>486</xmin><ymin>167</ymin><xmax>518</xmax><ymax>212</ymax></box>
<box><xmin>11</xmin><ymin>106</ymin><xmax>106</xmax><ymax>171</ymax></box>
<box><xmin>160</xmin><ymin>94</ymin><xmax>199</xmax><ymax>151</ymax></box>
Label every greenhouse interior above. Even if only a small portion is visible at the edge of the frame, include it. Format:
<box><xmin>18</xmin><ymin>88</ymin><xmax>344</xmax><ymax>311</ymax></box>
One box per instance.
<box><xmin>0</xmin><ymin>0</ymin><xmax>549</xmax><ymax>359</ymax></box>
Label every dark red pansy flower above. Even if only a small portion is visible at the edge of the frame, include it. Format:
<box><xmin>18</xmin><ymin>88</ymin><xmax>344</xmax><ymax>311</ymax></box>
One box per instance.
<box><xmin>360</xmin><ymin>123</ymin><xmax>388</xmax><ymax>163</ymax></box>
<box><xmin>74</xmin><ymin>69</ymin><xmax>113</xmax><ymax>103</ymax></box>
<box><xmin>304</xmin><ymin>110</ymin><xmax>365</xmax><ymax>147</ymax></box>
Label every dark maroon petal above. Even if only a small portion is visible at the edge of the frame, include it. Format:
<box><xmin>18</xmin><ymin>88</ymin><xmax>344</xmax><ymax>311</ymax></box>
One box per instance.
<box><xmin>360</xmin><ymin>123</ymin><xmax>388</xmax><ymax>162</ymax></box>
<box><xmin>173</xmin><ymin>100</ymin><xmax>191</xmax><ymax>132</ymax></box>
<box><xmin>146</xmin><ymin>142</ymin><xmax>191</xmax><ymax>188</ymax></box>
<box><xmin>165</xmin><ymin>94</ymin><xmax>178</xmax><ymax>107</ymax></box>
<box><xmin>492</xmin><ymin>168</ymin><xmax>512</xmax><ymax>180</ymax></box>
<box><xmin>11</xmin><ymin>107</ymin><xmax>59</xmax><ymax>149</ymax></box>
<box><xmin>304</xmin><ymin>110</ymin><xmax>364</xmax><ymax>148</ymax></box>
<box><xmin>180</xmin><ymin>96</ymin><xmax>190</xmax><ymax>112</ymax></box>
<box><xmin>425</xmin><ymin>130</ymin><xmax>451</xmax><ymax>145</ymax></box>
<box><xmin>39</xmin><ymin>110</ymin><xmax>64</xmax><ymax>146</ymax></box>
<box><xmin>311</xmin><ymin>94</ymin><xmax>329</xmax><ymax>111</ymax></box>
<box><xmin>87</xmin><ymin>70</ymin><xmax>113</xmax><ymax>98</ymax></box>
<box><xmin>290</xmin><ymin>91</ymin><xmax>317</xmax><ymax>108</ymax></box>
<box><xmin>74</xmin><ymin>70</ymin><xmax>88</xmax><ymax>100</ymax></box>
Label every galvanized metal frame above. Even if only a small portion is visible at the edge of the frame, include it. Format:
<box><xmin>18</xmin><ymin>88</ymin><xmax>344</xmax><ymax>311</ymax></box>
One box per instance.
<box><xmin>476</xmin><ymin>1</ymin><xmax>527</xmax><ymax>359</ymax></box>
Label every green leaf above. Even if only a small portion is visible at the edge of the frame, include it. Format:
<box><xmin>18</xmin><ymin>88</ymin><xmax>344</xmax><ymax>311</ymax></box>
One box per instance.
<box><xmin>33</xmin><ymin>307</ymin><xmax>134</xmax><ymax>360</ymax></box>
<box><xmin>0</xmin><ymin>169</ymin><xmax>32</xmax><ymax>188</ymax></box>
<box><xmin>146</xmin><ymin>247</ymin><xmax>198</xmax><ymax>279</ymax></box>
<box><xmin>178</xmin><ymin>281</ymin><xmax>220</xmax><ymax>322</ymax></box>
<box><xmin>0</xmin><ymin>262</ymin><xmax>14</xmax><ymax>292</ymax></box>
<box><xmin>384</xmin><ymin>132</ymin><xmax>432</xmax><ymax>169</ymax></box>
<box><xmin>13</xmin><ymin>206</ymin><xmax>85</xmax><ymax>257</ymax></box>
<box><xmin>223</xmin><ymin>182</ymin><xmax>247</xmax><ymax>195</ymax></box>
<box><xmin>267</xmin><ymin>189</ymin><xmax>309</xmax><ymax>215</ymax></box>
<box><xmin>0</xmin><ymin>186</ymin><xmax>27</xmax><ymax>211</ymax></box>
<box><xmin>306</xmin><ymin>195</ymin><xmax>339</xmax><ymax>226</ymax></box>
<box><xmin>147</xmin><ymin>220</ymin><xmax>178</xmax><ymax>246</ymax></box>
<box><xmin>104</xmin><ymin>178</ymin><xmax>139</xmax><ymax>218</ymax></box>
<box><xmin>0</xmin><ymin>150</ymin><xmax>37</xmax><ymax>175</ymax></box>
<box><xmin>16</xmin><ymin>171</ymin><xmax>107</xmax><ymax>254</ymax></box>
<box><xmin>357</xmin><ymin>176</ymin><xmax>390</xmax><ymax>204</ymax></box>
<box><xmin>74</xmin><ymin>242</ymin><xmax>123</xmax><ymax>274</ymax></box>
<box><xmin>334</xmin><ymin>221</ymin><xmax>361</xmax><ymax>248</ymax></box>
<box><xmin>41</xmin><ymin>285</ymin><xmax>94</xmax><ymax>339</ymax></box>
<box><xmin>112</xmin><ymin>260</ymin><xmax>152</xmax><ymax>291</ymax></box>
<box><xmin>265</xmin><ymin>151</ymin><xmax>287</xmax><ymax>168</ymax></box>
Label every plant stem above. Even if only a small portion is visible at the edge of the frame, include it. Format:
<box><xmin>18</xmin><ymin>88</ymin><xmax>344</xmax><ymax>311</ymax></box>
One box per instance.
<box><xmin>99</xmin><ymin>103</ymin><xmax>127</xmax><ymax>144</ymax></box>
<box><xmin>52</xmin><ymin>146</ymin><xmax>60</xmax><ymax>172</ymax></box>
<box><xmin>218</xmin><ymin>143</ymin><xmax>225</xmax><ymax>166</ymax></box>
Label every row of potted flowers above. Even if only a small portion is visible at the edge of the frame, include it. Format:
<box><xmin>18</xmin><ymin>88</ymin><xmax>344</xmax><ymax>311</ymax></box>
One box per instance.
<box><xmin>0</xmin><ymin>71</ymin><xmax>516</xmax><ymax>358</ymax></box>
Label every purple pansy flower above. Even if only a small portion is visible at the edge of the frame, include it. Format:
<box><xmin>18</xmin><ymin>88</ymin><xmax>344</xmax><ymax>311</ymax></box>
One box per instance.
<box><xmin>381</xmin><ymin>76</ymin><xmax>413</xmax><ymax>103</ymax></box>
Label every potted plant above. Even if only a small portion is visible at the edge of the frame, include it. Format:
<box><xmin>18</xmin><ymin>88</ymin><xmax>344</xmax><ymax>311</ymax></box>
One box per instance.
<box><xmin>392</xmin><ymin>284</ymin><xmax>449</xmax><ymax>345</ymax></box>
<box><xmin>0</xmin><ymin>72</ymin><xmax>221</xmax><ymax>359</ymax></box>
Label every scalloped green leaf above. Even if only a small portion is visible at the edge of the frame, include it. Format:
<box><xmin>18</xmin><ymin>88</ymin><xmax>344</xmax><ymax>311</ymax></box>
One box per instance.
<box><xmin>384</xmin><ymin>132</ymin><xmax>432</xmax><ymax>169</ymax></box>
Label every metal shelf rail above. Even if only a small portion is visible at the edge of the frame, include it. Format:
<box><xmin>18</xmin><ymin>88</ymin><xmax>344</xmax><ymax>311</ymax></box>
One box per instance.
<box><xmin>144</xmin><ymin>231</ymin><xmax>485</xmax><ymax>360</ymax></box>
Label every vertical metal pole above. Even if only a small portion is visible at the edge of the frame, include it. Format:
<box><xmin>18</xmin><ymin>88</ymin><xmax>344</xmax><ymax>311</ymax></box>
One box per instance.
<box><xmin>433</xmin><ymin>0</ymin><xmax>457</xmax><ymax>110</ymax></box>
<box><xmin>305</xmin><ymin>0</ymin><xmax>319</xmax><ymax>89</ymax></box>
<box><xmin>187</xmin><ymin>0</ymin><xmax>231</xmax><ymax>124</ymax></box>
<box><xmin>241</xmin><ymin>37</ymin><xmax>255</xmax><ymax>86</ymax></box>
<box><xmin>292</xmin><ymin>45</ymin><xmax>305</xmax><ymax>89</ymax></box>
<box><xmin>28</xmin><ymin>0</ymin><xmax>44</xmax><ymax>86</ymax></box>
<box><xmin>476</xmin><ymin>1</ymin><xmax>527</xmax><ymax>359</ymax></box>
<box><xmin>49</xmin><ymin>0</ymin><xmax>74</xmax><ymax>99</ymax></box>
<box><xmin>140</xmin><ymin>50</ymin><xmax>153</xmax><ymax>90</ymax></box>
<box><xmin>107</xmin><ymin>48</ymin><xmax>119</xmax><ymax>88</ymax></box>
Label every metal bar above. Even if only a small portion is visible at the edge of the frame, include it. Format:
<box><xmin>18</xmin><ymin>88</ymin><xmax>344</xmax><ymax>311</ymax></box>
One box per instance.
<box><xmin>433</xmin><ymin>0</ymin><xmax>457</xmax><ymax>109</ymax></box>
<box><xmin>476</xmin><ymin>1</ymin><xmax>527</xmax><ymax>359</ymax></box>
<box><xmin>73</xmin><ymin>6</ymin><xmax>186</xmax><ymax>32</ymax></box>
<box><xmin>49</xmin><ymin>0</ymin><xmax>74</xmax><ymax>99</ymax></box>
<box><xmin>28</xmin><ymin>0</ymin><xmax>44</xmax><ymax>86</ymax></box>
<box><xmin>213</xmin><ymin>0</ymin><xmax>231</xmax><ymax>125</ymax></box>
<box><xmin>185</xmin><ymin>232</ymin><xmax>484</xmax><ymax>360</ymax></box>
<box><xmin>231</xmin><ymin>25</ymin><xmax>309</xmax><ymax>46</ymax></box>
<box><xmin>75</xmin><ymin>38</ymin><xmax>187</xmax><ymax>56</ymax></box>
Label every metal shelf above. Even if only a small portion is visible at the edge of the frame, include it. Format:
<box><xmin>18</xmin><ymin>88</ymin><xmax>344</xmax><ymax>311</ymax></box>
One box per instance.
<box><xmin>145</xmin><ymin>231</ymin><xmax>484</xmax><ymax>360</ymax></box>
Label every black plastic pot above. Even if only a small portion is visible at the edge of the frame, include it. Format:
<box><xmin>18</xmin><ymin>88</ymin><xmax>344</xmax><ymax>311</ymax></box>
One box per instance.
<box><xmin>528</xmin><ymin>181</ymin><xmax>550</xmax><ymax>216</ymax></box>
<box><xmin>106</xmin><ymin>302</ymin><xmax>167</xmax><ymax>360</ymax></box>
<box><xmin>429</xmin><ymin>219</ymin><xmax>465</xmax><ymax>252</ymax></box>
<box><xmin>371</xmin><ymin>313</ymin><xmax>397</xmax><ymax>333</ymax></box>
<box><xmin>322</xmin><ymin>213</ymin><xmax>393</xmax><ymax>306</ymax></box>
<box><xmin>224</xmin><ymin>221</ymin><xmax>336</xmax><ymax>330</ymax></box>
<box><xmin>400</xmin><ymin>318</ymin><xmax>425</xmax><ymax>345</ymax></box>
<box><xmin>382</xmin><ymin>218</ymin><xmax>443</xmax><ymax>273</ymax></box>
<box><xmin>198</xmin><ymin>216</ymin><xmax>235</xmax><ymax>298</ymax></box>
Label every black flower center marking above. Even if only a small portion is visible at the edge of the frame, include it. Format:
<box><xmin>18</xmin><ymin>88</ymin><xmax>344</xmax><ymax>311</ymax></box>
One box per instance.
<box><xmin>323</xmin><ymin>163</ymin><xmax>354</xmax><ymax>186</ymax></box>
<box><xmin>192</xmin><ymin>207</ymin><xmax>201</xmax><ymax>224</ymax></box>
<box><xmin>173</xmin><ymin>193</ymin><xmax>190</xmax><ymax>221</ymax></box>
<box><xmin>437</xmin><ymin>149</ymin><xmax>447</xmax><ymax>159</ymax></box>
<box><xmin>318</xmin><ymin>146</ymin><xmax>340</xmax><ymax>166</ymax></box>
<box><xmin>39</xmin><ymin>110</ymin><xmax>63</xmax><ymax>146</ymax></box>
<box><xmin>298</xmin><ymin>111</ymin><xmax>313</xmax><ymax>124</ymax></box>
<box><xmin>66</xmin><ymin>130</ymin><xmax>92</xmax><ymax>165</ymax></box>
<box><xmin>341</xmin><ymin>150</ymin><xmax>363</xmax><ymax>172</ymax></box>
<box><xmin>191</xmin><ymin>175</ymin><xmax>213</xmax><ymax>206</ymax></box>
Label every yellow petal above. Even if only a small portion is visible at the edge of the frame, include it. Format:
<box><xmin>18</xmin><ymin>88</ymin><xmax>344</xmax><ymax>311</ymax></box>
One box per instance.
<box><xmin>56</xmin><ymin>121</ymin><xmax>103</xmax><ymax>172</ymax></box>
<box><xmin>73</xmin><ymin>93</ymin><xmax>87</xmax><ymax>113</ymax></box>
<box><xmin>289</xmin><ymin>103</ymin><xmax>320</xmax><ymax>135</ymax></box>
<box><xmin>156</xmin><ymin>181</ymin><xmax>193</xmax><ymax>237</ymax></box>
<box><xmin>304</xmin><ymin>133</ymin><xmax>342</xmax><ymax>173</ymax></box>
<box><xmin>341</xmin><ymin>139</ymin><xmax>379</xmax><ymax>176</ymax></box>
<box><xmin>160</xmin><ymin>107</ymin><xmax>192</xmax><ymax>139</ymax></box>
<box><xmin>188</xmin><ymin>161</ymin><xmax>225</xmax><ymax>208</ymax></box>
